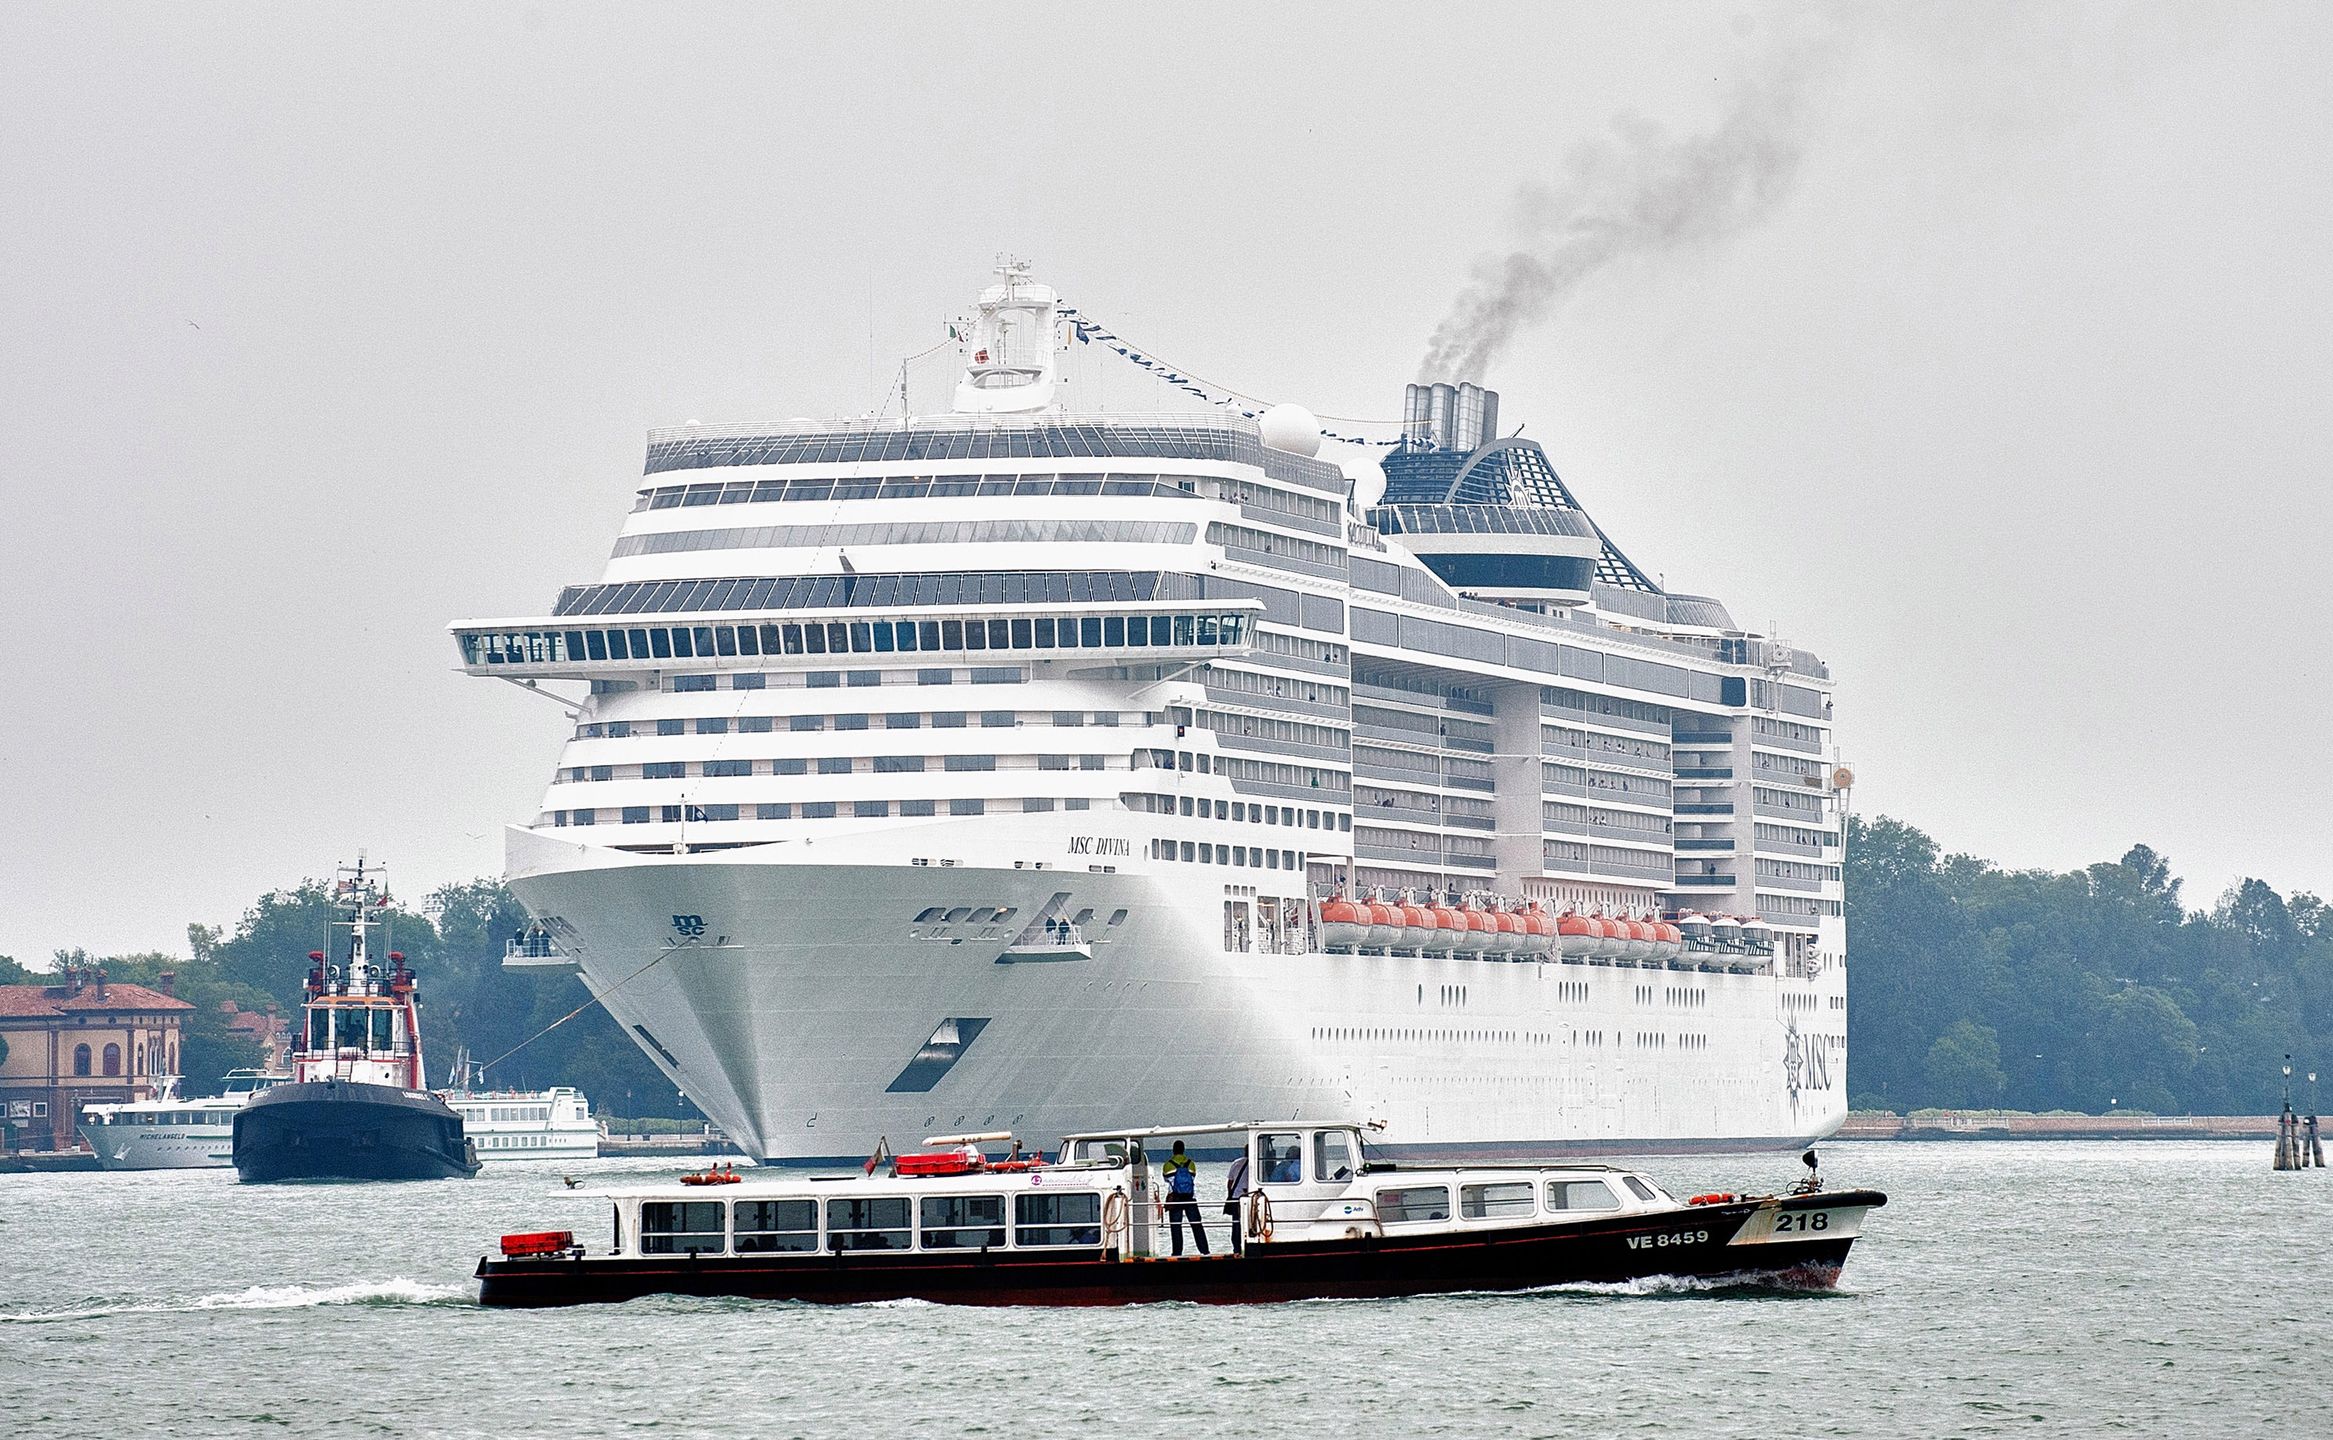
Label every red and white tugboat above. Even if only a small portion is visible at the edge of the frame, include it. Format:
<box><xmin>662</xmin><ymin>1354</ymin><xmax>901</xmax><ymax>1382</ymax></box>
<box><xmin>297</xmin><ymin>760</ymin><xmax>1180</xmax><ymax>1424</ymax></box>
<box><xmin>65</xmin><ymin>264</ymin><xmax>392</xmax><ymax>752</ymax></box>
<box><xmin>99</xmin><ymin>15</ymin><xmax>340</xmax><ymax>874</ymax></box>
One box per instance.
<box><xmin>475</xmin><ymin>1122</ymin><xmax>1883</xmax><ymax>1307</ymax></box>
<box><xmin>233</xmin><ymin>858</ymin><xmax>480</xmax><ymax>1182</ymax></box>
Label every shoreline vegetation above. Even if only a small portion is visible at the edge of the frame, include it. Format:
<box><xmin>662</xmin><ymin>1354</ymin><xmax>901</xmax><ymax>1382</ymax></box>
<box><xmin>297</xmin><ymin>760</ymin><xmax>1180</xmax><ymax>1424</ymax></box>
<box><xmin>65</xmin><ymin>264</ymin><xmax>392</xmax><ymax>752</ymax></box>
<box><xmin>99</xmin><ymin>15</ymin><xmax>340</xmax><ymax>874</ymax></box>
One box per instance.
<box><xmin>1845</xmin><ymin>816</ymin><xmax>2328</xmax><ymax>1116</ymax></box>
<box><xmin>3</xmin><ymin>813</ymin><xmax>2325</xmax><ymax>1119</ymax></box>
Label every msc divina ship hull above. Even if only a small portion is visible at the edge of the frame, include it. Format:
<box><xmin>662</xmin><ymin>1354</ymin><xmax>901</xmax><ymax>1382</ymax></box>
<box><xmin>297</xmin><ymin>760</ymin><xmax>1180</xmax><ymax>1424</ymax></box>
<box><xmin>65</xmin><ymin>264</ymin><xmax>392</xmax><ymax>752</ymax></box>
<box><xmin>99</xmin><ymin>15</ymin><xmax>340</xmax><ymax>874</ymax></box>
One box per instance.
<box><xmin>510</xmin><ymin>824</ymin><xmax>1847</xmax><ymax>1167</ymax></box>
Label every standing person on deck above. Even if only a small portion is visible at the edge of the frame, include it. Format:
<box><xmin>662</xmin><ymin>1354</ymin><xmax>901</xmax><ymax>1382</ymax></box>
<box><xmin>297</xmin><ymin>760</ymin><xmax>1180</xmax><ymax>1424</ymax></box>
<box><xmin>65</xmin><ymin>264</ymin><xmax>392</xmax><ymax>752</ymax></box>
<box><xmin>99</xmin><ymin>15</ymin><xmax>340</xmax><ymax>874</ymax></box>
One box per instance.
<box><xmin>1160</xmin><ymin>1140</ymin><xmax>1209</xmax><ymax>1256</ymax></box>
<box><xmin>1223</xmin><ymin>1147</ymin><xmax>1252</xmax><ymax>1255</ymax></box>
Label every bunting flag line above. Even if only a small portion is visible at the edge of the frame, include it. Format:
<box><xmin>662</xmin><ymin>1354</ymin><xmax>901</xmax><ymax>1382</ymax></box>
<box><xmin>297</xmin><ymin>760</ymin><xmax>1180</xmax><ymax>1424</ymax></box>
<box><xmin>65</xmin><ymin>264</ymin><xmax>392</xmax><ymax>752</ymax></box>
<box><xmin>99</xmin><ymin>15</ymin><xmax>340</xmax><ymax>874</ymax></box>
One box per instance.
<box><xmin>1055</xmin><ymin>306</ymin><xmax>1402</xmax><ymax>446</ymax></box>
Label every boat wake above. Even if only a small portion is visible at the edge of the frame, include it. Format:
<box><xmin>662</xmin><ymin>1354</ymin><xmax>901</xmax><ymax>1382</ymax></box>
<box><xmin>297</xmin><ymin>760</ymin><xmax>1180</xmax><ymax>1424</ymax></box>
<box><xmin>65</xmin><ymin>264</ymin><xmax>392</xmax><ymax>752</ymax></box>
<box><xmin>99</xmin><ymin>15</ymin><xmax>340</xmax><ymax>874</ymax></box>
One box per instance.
<box><xmin>0</xmin><ymin>1277</ymin><xmax>468</xmax><ymax>1325</ymax></box>
<box><xmin>1524</xmin><ymin>1266</ymin><xmax>1848</xmax><ymax>1299</ymax></box>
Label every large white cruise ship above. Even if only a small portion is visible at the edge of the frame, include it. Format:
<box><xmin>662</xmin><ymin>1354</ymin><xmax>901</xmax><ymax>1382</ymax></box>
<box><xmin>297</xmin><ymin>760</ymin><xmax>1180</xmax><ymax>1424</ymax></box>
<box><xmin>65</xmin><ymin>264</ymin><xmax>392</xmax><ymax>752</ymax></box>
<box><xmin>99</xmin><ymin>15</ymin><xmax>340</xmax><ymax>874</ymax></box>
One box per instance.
<box><xmin>452</xmin><ymin>264</ymin><xmax>1849</xmax><ymax>1165</ymax></box>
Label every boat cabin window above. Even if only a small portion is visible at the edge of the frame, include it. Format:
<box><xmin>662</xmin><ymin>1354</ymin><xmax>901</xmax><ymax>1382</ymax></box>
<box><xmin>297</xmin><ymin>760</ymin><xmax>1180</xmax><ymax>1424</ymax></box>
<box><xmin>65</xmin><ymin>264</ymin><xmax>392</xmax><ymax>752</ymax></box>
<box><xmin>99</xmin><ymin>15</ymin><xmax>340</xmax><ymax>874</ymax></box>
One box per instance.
<box><xmin>1622</xmin><ymin>1176</ymin><xmax>1661</xmax><ymax>1203</ymax></box>
<box><xmin>734</xmin><ymin>1199</ymin><xmax>819</xmax><ymax>1253</ymax></box>
<box><xmin>306</xmin><ymin>1010</ymin><xmax>329</xmax><ymax>1052</ymax></box>
<box><xmin>920</xmin><ymin>1195</ymin><xmax>1006</xmax><ymax>1249</ymax></box>
<box><xmin>1460</xmin><ymin>1182</ymin><xmax>1536</xmax><ymax>1220</ymax></box>
<box><xmin>826</xmin><ymin>1197</ymin><xmax>910</xmax><ymax>1251</ymax></box>
<box><xmin>1256</xmin><ymin>1133</ymin><xmax>1303</xmax><ymax>1185</ymax></box>
<box><xmin>1375</xmin><ymin>1185</ymin><xmax>1451</xmax><ymax>1223</ymax></box>
<box><xmin>638</xmin><ymin>1201</ymin><xmax>726</xmax><ymax>1255</ymax></box>
<box><xmin>1313</xmin><ymin>1130</ymin><xmax>1354</xmax><ymax>1183</ymax></box>
<box><xmin>1014</xmin><ymin>1192</ymin><xmax>1101</xmax><ymax>1247</ymax></box>
<box><xmin>1546</xmin><ymin>1179</ymin><xmax>1621</xmax><ymax>1212</ymax></box>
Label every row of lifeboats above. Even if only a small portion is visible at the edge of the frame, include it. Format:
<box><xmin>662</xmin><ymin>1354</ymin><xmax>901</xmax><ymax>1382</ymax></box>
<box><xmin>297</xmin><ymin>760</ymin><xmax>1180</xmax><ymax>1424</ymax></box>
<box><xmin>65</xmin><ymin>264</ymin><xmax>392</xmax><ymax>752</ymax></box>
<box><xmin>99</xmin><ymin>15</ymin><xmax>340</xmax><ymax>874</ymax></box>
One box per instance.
<box><xmin>1317</xmin><ymin>897</ymin><xmax>1775</xmax><ymax>961</ymax></box>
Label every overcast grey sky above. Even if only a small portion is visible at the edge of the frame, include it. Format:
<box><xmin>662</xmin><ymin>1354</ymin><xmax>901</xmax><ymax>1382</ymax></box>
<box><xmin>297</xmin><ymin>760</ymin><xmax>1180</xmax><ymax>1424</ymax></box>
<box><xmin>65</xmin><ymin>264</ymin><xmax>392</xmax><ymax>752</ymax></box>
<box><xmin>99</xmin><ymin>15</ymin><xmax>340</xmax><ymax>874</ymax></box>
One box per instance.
<box><xmin>3</xmin><ymin>3</ymin><xmax>2327</xmax><ymax>965</ymax></box>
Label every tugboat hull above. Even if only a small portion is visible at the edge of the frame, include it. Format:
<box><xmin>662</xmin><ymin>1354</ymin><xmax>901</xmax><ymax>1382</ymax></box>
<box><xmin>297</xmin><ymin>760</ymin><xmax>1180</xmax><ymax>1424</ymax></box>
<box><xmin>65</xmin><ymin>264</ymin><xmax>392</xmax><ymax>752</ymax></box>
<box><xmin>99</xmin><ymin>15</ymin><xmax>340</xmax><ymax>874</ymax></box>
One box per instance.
<box><xmin>234</xmin><ymin>1080</ymin><xmax>480</xmax><ymax>1182</ymax></box>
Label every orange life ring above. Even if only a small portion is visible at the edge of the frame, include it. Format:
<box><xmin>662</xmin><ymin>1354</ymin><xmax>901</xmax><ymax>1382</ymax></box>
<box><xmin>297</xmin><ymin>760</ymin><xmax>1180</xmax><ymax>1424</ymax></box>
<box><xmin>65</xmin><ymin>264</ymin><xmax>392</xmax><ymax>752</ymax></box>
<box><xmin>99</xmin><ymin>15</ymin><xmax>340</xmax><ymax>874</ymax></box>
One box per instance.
<box><xmin>1246</xmin><ymin>1190</ymin><xmax>1274</xmax><ymax>1242</ymax></box>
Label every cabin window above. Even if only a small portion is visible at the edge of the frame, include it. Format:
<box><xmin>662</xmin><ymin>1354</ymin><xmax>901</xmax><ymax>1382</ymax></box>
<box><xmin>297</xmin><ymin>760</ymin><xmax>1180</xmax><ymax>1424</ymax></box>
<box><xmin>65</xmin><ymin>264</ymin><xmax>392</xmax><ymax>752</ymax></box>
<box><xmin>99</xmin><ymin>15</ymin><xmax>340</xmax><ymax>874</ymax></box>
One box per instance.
<box><xmin>920</xmin><ymin>1195</ymin><xmax>1006</xmax><ymax>1250</ymax></box>
<box><xmin>638</xmin><ymin>1201</ymin><xmax>726</xmax><ymax>1255</ymax></box>
<box><xmin>1460</xmin><ymin>1182</ymin><xmax>1536</xmax><ymax>1220</ymax></box>
<box><xmin>1256</xmin><ymin>1133</ymin><xmax>1303</xmax><ymax>1185</ymax></box>
<box><xmin>1313</xmin><ymin>1131</ymin><xmax>1354</xmax><ymax>1183</ymax></box>
<box><xmin>826</xmin><ymin>1197</ymin><xmax>910</xmax><ymax>1251</ymax></box>
<box><xmin>734</xmin><ymin>1199</ymin><xmax>819</xmax><ymax>1253</ymax></box>
<box><xmin>1375</xmin><ymin>1186</ymin><xmax>1451</xmax><ymax>1223</ymax></box>
<box><xmin>370</xmin><ymin>1008</ymin><xmax>394</xmax><ymax>1053</ymax></box>
<box><xmin>1013</xmin><ymin>1192</ymin><xmax>1101</xmax><ymax>1247</ymax></box>
<box><xmin>1622</xmin><ymin>1177</ymin><xmax>1661</xmax><ymax>1203</ymax></box>
<box><xmin>1545</xmin><ymin>1180</ymin><xmax>1621</xmax><ymax>1212</ymax></box>
<box><xmin>307</xmin><ymin>1009</ymin><xmax>329</xmax><ymax>1052</ymax></box>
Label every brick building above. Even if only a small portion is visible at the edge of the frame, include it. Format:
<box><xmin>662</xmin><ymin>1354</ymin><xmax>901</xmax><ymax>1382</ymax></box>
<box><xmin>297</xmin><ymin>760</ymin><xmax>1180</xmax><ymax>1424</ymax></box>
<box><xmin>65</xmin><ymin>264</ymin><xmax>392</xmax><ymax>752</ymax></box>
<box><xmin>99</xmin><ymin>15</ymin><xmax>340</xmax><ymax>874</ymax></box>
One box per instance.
<box><xmin>0</xmin><ymin>965</ymin><xmax>194</xmax><ymax>1152</ymax></box>
<box><xmin>218</xmin><ymin>999</ymin><xmax>290</xmax><ymax>1072</ymax></box>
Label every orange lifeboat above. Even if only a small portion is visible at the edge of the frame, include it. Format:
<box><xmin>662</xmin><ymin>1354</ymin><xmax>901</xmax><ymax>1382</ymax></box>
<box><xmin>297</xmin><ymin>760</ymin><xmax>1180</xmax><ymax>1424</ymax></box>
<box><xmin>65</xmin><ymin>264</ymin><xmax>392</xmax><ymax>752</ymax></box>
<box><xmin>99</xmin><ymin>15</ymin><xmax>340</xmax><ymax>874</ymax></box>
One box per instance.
<box><xmin>1623</xmin><ymin>917</ymin><xmax>1656</xmax><ymax>962</ymax></box>
<box><xmin>1556</xmin><ymin>909</ymin><xmax>1598</xmax><ymax>959</ymax></box>
<box><xmin>1427</xmin><ymin>902</ymin><xmax>1465</xmax><ymax>952</ymax></box>
<box><xmin>1398</xmin><ymin>901</ymin><xmax>1433</xmax><ymax>951</ymax></box>
<box><xmin>1364</xmin><ymin>900</ymin><xmax>1401</xmax><ymax>949</ymax></box>
<box><xmin>1319</xmin><ymin>896</ymin><xmax>1369</xmax><ymax>949</ymax></box>
<box><xmin>1593</xmin><ymin>914</ymin><xmax>1628</xmax><ymax>960</ymax></box>
<box><xmin>1455</xmin><ymin>906</ymin><xmax>1495</xmax><ymax>954</ymax></box>
<box><xmin>1653</xmin><ymin>920</ymin><xmax>1685</xmax><ymax>960</ymax></box>
<box><xmin>1492</xmin><ymin>909</ymin><xmax>1526</xmax><ymax>957</ymax></box>
<box><xmin>1521</xmin><ymin>905</ymin><xmax>1559</xmax><ymax>956</ymax></box>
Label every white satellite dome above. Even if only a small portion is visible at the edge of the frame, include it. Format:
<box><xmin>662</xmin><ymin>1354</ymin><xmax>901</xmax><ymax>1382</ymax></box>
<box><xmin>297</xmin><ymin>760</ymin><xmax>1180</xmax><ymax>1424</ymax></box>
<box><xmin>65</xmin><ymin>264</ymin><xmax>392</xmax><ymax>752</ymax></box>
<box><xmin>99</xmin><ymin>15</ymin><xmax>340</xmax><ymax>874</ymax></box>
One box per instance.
<box><xmin>1258</xmin><ymin>403</ymin><xmax>1322</xmax><ymax>457</ymax></box>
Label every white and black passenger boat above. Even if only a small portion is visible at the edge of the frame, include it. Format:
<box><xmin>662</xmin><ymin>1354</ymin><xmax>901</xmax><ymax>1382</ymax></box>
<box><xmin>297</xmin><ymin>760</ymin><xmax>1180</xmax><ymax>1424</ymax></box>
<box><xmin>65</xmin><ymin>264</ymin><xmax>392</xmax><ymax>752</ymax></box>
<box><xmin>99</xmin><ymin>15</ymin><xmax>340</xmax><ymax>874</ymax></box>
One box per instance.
<box><xmin>476</xmin><ymin>1121</ymin><xmax>1883</xmax><ymax>1307</ymax></box>
<box><xmin>233</xmin><ymin>859</ymin><xmax>480</xmax><ymax>1183</ymax></box>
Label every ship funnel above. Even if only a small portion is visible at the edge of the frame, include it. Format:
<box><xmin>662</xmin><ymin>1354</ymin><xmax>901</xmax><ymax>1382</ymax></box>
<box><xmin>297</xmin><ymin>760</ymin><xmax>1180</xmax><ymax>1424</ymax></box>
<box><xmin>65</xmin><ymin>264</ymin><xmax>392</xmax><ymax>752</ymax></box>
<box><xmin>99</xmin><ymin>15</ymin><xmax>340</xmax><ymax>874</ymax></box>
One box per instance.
<box><xmin>1401</xmin><ymin>381</ymin><xmax>1499</xmax><ymax>453</ymax></box>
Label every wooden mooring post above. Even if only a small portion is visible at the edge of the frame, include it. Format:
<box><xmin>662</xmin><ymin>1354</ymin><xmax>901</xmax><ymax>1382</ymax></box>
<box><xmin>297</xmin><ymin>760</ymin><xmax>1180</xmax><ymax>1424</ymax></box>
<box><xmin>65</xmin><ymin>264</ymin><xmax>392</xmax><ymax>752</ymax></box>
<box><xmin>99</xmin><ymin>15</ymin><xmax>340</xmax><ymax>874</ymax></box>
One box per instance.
<box><xmin>2274</xmin><ymin>1059</ymin><xmax>2324</xmax><ymax>1170</ymax></box>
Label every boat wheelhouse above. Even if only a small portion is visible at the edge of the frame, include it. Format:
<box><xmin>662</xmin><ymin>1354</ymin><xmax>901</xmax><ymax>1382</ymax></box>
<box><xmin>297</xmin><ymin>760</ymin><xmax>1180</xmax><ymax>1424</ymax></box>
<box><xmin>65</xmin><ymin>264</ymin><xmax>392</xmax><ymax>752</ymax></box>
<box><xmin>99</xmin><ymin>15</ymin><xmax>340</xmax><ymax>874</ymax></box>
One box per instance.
<box><xmin>476</xmin><ymin>1121</ymin><xmax>1883</xmax><ymax>1307</ymax></box>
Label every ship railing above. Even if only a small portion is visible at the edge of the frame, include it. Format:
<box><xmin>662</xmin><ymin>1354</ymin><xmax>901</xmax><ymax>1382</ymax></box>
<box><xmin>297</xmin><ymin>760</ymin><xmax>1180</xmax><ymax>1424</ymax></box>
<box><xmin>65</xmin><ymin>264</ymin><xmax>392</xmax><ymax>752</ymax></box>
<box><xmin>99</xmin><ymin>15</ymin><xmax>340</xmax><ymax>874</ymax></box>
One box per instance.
<box><xmin>645</xmin><ymin>409</ymin><xmax>1263</xmax><ymax>447</ymax></box>
<box><xmin>503</xmin><ymin>937</ymin><xmax>581</xmax><ymax>974</ymax></box>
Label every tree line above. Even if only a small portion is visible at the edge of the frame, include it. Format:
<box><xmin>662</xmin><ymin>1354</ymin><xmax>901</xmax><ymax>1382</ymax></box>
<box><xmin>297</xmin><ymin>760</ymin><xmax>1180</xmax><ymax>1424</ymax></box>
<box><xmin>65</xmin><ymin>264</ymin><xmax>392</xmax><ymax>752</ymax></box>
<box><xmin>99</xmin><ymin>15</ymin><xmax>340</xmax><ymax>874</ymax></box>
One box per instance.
<box><xmin>6</xmin><ymin>821</ymin><xmax>2326</xmax><ymax>1117</ymax></box>
<box><xmin>1846</xmin><ymin>815</ymin><xmax>2330</xmax><ymax>1114</ymax></box>
<box><xmin>0</xmin><ymin>879</ymin><xmax>690</xmax><ymax>1120</ymax></box>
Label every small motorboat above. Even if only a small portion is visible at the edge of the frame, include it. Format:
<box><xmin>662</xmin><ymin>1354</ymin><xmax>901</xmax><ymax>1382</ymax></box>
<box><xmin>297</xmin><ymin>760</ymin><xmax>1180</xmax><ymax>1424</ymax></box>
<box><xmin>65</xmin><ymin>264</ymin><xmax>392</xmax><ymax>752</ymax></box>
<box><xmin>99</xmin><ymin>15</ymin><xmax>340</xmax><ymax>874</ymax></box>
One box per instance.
<box><xmin>474</xmin><ymin>1122</ymin><xmax>1884</xmax><ymax>1308</ymax></box>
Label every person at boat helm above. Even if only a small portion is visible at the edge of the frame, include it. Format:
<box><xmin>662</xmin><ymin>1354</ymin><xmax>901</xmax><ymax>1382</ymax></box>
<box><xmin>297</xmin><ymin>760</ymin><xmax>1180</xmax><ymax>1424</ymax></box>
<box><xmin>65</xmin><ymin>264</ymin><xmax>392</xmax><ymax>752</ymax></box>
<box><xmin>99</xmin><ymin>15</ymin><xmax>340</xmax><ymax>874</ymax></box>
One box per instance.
<box><xmin>1161</xmin><ymin>1141</ymin><xmax>1209</xmax><ymax>1256</ymax></box>
<box><xmin>1223</xmin><ymin>1148</ymin><xmax>1252</xmax><ymax>1256</ymax></box>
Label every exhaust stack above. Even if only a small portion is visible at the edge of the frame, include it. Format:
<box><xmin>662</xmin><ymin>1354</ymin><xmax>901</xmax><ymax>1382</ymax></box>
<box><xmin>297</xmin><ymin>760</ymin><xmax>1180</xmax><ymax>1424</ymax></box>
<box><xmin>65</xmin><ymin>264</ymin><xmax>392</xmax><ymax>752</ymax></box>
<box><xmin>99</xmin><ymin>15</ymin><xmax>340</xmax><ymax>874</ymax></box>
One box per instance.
<box><xmin>1401</xmin><ymin>382</ymin><xmax>1499</xmax><ymax>453</ymax></box>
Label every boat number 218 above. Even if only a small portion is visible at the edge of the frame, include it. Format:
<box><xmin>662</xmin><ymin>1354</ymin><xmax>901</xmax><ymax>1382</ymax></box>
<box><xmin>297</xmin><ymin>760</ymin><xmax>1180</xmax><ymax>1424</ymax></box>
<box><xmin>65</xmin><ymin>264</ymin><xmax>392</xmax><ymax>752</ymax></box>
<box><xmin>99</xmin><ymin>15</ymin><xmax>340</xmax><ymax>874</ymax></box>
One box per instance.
<box><xmin>1775</xmin><ymin>1211</ymin><xmax>1831</xmax><ymax>1232</ymax></box>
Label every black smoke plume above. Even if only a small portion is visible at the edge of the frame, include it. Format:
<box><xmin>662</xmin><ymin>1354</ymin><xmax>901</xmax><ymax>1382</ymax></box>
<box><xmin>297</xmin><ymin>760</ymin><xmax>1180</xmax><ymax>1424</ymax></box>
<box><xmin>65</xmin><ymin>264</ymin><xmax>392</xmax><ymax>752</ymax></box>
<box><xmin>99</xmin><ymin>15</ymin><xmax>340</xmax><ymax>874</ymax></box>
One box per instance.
<box><xmin>1419</xmin><ymin>68</ymin><xmax>1814</xmax><ymax>383</ymax></box>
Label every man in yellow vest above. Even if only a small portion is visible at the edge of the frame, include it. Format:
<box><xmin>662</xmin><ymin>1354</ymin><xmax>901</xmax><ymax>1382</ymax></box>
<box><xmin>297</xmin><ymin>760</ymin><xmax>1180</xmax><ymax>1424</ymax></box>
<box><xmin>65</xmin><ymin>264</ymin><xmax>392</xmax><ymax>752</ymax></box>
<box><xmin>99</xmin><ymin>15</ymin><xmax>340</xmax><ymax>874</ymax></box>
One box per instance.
<box><xmin>1161</xmin><ymin>1140</ymin><xmax>1209</xmax><ymax>1256</ymax></box>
